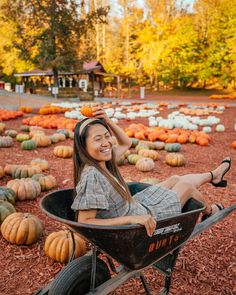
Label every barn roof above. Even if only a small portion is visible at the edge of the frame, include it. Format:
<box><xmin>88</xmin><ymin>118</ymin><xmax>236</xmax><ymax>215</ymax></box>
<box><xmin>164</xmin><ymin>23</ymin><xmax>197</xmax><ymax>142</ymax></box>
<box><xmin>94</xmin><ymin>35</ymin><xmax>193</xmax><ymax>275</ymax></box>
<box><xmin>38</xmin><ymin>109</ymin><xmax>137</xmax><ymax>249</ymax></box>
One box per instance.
<box><xmin>14</xmin><ymin>61</ymin><xmax>107</xmax><ymax>77</ymax></box>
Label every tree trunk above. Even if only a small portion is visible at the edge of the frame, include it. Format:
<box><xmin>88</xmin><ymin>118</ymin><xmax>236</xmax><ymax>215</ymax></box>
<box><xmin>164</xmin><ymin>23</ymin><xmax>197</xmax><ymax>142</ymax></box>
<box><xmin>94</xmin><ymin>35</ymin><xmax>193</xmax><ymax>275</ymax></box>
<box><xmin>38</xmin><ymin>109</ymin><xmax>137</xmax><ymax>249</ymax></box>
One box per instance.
<box><xmin>203</xmin><ymin>80</ymin><xmax>206</xmax><ymax>89</ymax></box>
<box><xmin>102</xmin><ymin>0</ymin><xmax>106</xmax><ymax>64</ymax></box>
<box><xmin>93</xmin><ymin>0</ymin><xmax>100</xmax><ymax>61</ymax></box>
<box><xmin>53</xmin><ymin>67</ymin><xmax>59</xmax><ymax>87</ymax></box>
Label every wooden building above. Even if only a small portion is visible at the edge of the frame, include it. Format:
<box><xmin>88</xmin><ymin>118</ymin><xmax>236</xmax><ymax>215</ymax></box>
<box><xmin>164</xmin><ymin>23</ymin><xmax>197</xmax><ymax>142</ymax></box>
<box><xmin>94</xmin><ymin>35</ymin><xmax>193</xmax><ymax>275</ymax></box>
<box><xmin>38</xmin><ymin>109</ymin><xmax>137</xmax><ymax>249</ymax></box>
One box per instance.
<box><xmin>14</xmin><ymin>61</ymin><xmax>121</xmax><ymax>100</ymax></box>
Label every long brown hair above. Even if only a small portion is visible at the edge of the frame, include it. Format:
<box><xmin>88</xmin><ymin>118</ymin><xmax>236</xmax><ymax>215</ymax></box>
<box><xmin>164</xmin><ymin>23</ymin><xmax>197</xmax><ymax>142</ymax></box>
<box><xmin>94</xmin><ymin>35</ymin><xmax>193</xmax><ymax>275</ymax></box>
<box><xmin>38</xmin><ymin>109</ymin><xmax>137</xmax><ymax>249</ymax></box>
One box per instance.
<box><xmin>73</xmin><ymin>118</ymin><xmax>132</xmax><ymax>202</ymax></box>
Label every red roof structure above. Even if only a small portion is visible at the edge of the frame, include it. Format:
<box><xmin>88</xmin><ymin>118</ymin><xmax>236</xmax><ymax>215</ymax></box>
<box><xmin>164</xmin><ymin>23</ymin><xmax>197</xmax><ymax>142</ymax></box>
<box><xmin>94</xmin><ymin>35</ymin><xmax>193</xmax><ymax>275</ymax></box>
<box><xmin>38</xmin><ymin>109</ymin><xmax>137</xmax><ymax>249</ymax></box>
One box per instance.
<box><xmin>15</xmin><ymin>61</ymin><xmax>107</xmax><ymax>77</ymax></box>
<box><xmin>83</xmin><ymin>61</ymin><xmax>106</xmax><ymax>72</ymax></box>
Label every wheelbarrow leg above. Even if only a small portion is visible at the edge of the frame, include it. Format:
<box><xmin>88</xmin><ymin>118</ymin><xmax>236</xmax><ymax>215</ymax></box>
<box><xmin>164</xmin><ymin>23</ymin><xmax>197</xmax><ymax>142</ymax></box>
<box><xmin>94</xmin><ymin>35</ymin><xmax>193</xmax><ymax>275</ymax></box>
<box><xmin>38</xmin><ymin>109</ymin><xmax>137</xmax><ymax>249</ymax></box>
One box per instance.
<box><xmin>157</xmin><ymin>274</ymin><xmax>171</xmax><ymax>295</ymax></box>
<box><xmin>153</xmin><ymin>248</ymin><xmax>180</xmax><ymax>295</ymax></box>
<box><xmin>140</xmin><ymin>273</ymin><xmax>152</xmax><ymax>295</ymax></box>
<box><xmin>87</xmin><ymin>245</ymin><xmax>98</xmax><ymax>295</ymax></box>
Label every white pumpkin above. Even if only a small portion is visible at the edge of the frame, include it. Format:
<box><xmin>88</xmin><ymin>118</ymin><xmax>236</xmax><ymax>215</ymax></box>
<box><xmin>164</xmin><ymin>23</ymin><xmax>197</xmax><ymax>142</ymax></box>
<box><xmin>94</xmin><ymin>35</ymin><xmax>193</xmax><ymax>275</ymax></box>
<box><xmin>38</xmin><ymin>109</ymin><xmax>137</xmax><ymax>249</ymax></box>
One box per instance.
<box><xmin>111</xmin><ymin>118</ymin><xmax>118</xmax><ymax>124</ymax></box>
<box><xmin>203</xmin><ymin>126</ymin><xmax>212</xmax><ymax>133</ymax></box>
<box><xmin>216</xmin><ymin>124</ymin><xmax>225</xmax><ymax>132</ymax></box>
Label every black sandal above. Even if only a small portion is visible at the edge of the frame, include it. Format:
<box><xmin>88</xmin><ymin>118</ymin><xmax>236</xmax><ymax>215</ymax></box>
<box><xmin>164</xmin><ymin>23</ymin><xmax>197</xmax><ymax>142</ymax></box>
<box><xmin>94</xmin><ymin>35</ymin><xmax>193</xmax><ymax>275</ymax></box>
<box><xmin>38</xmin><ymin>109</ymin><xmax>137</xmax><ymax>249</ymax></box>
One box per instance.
<box><xmin>210</xmin><ymin>158</ymin><xmax>231</xmax><ymax>187</ymax></box>
<box><xmin>201</xmin><ymin>203</ymin><xmax>224</xmax><ymax>222</ymax></box>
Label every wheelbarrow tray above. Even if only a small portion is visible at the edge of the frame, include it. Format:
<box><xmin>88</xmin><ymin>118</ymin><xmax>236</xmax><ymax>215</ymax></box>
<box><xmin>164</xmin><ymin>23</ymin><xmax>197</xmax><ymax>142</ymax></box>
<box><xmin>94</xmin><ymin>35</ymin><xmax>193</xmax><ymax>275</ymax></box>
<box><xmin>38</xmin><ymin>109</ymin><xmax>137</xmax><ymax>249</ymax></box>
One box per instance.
<box><xmin>41</xmin><ymin>183</ymin><xmax>205</xmax><ymax>270</ymax></box>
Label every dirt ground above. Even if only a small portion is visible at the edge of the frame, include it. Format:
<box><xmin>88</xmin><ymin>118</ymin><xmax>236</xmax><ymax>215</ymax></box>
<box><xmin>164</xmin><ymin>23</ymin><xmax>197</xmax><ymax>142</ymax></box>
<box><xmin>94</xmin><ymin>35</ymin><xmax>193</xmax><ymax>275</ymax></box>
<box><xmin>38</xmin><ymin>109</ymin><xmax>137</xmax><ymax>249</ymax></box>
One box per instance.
<box><xmin>0</xmin><ymin>96</ymin><xmax>236</xmax><ymax>295</ymax></box>
<box><xmin>1</xmin><ymin>88</ymin><xmax>236</xmax><ymax>109</ymax></box>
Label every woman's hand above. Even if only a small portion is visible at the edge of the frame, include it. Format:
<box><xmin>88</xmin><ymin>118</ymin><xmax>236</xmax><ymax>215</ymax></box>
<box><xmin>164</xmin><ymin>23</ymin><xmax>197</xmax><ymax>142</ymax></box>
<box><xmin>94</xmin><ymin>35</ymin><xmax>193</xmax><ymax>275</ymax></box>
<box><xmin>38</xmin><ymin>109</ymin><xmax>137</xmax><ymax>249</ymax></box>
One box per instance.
<box><xmin>92</xmin><ymin>105</ymin><xmax>110</xmax><ymax>122</ymax></box>
<box><xmin>129</xmin><ymin>215</ymin><xmax>157</xmax><ymax>237</ymax></box>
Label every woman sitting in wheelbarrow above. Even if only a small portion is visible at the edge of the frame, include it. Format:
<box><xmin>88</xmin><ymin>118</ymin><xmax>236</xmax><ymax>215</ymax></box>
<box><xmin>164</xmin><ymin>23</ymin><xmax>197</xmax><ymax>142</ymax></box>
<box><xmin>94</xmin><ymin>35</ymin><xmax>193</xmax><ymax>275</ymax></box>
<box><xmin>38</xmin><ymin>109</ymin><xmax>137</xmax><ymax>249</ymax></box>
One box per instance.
<box><xmin>71</xmin><ymin>106</ymin><xmax>231</xmax><ymax>237</ymax></box>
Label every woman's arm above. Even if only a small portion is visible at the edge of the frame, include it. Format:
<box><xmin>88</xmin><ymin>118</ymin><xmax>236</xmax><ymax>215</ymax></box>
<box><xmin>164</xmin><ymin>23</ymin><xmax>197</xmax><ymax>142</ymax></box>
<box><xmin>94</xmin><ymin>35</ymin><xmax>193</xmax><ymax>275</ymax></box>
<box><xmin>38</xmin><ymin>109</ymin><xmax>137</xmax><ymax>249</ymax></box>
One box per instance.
<box><xmin>92</xmin><ymin>105</ymin><xmax>132</xmax><ymax>161</ymax></box>
<box><xmin>78</xmin><ymin>209</ymin><xmax>156</xmax><ymax>237</ymax></box>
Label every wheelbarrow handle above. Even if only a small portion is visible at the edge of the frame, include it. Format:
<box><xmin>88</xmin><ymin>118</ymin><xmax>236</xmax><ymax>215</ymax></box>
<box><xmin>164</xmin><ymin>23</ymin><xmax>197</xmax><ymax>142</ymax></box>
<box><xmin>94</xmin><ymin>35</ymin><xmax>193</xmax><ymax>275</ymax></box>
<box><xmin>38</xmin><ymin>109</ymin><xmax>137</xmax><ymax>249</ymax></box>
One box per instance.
<box><xmin>191</xmin><ymin>203</ymin><xmax>236</xmax><ymax>239</ymax></box>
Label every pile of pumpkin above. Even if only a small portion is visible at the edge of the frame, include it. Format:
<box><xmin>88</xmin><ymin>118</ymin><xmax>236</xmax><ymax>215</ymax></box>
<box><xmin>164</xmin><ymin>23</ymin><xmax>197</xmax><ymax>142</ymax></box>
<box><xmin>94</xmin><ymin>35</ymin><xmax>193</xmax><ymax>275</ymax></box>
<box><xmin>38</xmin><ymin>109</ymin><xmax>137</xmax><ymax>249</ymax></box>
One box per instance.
<box><xmin>0</xmin><ymin>109</ymin><xmax>23</xmax><ymax>121</ymax></box>
<box><xmin>17</xmin><ymin>126</ymin><xmax>73</xmax><ymax>150</ymax></box>
<box><xmin>125</xmin><ymin>123</ymin><xmax>211</xmax><ymax>146</ymax></box>
<box><xmin>178</xmin><ymin>106</ymin><xmax>226</xmax><ymax>116</ymax></box>
<box><xmin>2</xmin><ymin>158</ymin><xmax>57</xmax><ymax>196</ymax></box>
<box><xmin>1</xmin><ymin>123</ymin><xmax>74</xmax><ymax>159</ymax></box>
<box><xmin>209</xmin><ymin>94</ymin><xmax>236</xmax><ymax>100</ymax></box>
<box><xmin>38</xmin><ymin>105</ymin><xmax>70</xmax><ymax>115</ymax></box>
<box><xmin>22</xmin><ymin>114</ymin><xmax>78</xmax><ymax>130</ymax></box>
<box><xmin>19</xmin><ymin>106</ymin><xmax>33</xmax><ymax>113</ymax></box>
<box><xmin>118</xmin><ymin>138</ymin><xmax>186</xmax><ymax>172</ymax></box>
<box><xmin>0</xmin><ymin>160</ymin><xmax>87</xmax><ymax>263</ymax></box>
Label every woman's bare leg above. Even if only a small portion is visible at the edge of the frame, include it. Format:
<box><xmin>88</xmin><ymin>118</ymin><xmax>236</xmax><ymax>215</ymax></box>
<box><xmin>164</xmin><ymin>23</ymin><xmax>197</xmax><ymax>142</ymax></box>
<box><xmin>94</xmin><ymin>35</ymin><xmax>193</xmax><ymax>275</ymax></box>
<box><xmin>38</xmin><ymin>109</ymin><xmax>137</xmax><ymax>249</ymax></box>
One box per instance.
<box><xmin>159</xmin><ymin>157</ymin><xmax>231</xmax><ymax>189</ymax></box>
<box><xmin>171</xmin><ymin>181</ymin><xmax>212</xmax><ymax>214</ymax></box>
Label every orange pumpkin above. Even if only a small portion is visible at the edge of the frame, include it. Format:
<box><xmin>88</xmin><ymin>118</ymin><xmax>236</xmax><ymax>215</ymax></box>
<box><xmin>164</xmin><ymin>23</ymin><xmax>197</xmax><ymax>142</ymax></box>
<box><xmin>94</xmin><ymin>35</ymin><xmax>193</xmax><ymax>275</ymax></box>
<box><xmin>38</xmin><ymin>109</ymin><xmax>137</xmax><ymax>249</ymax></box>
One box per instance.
<box><xmin>80</xmin><ymin>105</ymin><xmax>93</xmax><ymax>117</ymax></box>
<box><xmin>125</xmin><ymin>130</ymin><xmax>134</xmax><ymax>137</ymax></box>
<box><xmin>147</xmin><ymin>131</ymin><xmax>159</xmax><ymax>142</ymax></box>
<box><xmin>165</xmin><ymin>134</ymin><xmax>178</xmax><ymax>143</ymax></box>
<box><xmin>138</xmin><ymin>149</ymin><xmax>158</xmax><ymax>161</ymax></box>
<box><xmin>32</xmin><ymin>135</ymin><xmax>51</xmax><ymax>147</ymax></box>
<box><xmin>44</xmin><ymin>230</ymin><xmax>87</xmax><ymax>263</ymax></box>
<box><xmin>1</xmin><ymin>212</ymin><xmax>43</xmax><ymax>245</ymax></box>
<box><xmin>159</xmin><ymin>133</ymin><xmax>168</xmax><ymax>142</ymax></box>
<box><xmin>53</xmin><ymin>145</ymin><xmax>73</xmax><ymax>158</ymax></box>
<box><xmin>7</xmin><ymin>178</ymin><xmax>41</xmax><ymax>201</ymax></box>
<box><xmin>0</xmin><ymin>166</ymin><xmax>4</xmax><ymax>179</ymax></box>
<box><xmin>177</xmin><ymin>134</ymin><xmax>188</xmax><ymax>144</ymax></box>
<box><xmin>134</xmin><ymin>131</ymin><xmax>146</xmax><ymax>140</ymax></box>
<box><xmin>188</xmin><ymin>134</ymin><xmax>196</xmax><ymax>144</ymax></box>
<box><xmin>30</xmin><ymin>158</ymin><xmax>49</xmax><ymax>171</ymax></box>
<box><xmin>196</xmin><ymin>136</ymin><xmax>209</xmax><ymax>146</ymax></box>
<box><xmin>165</xmin><ymin>153</ymin><xmax>186</xmax><ymax>167</ymax></box>
<box><xmin>232</xmin><ymin>141</ymin><xmax>236</xmax><ymax>149</ymax></box>
<box><xmin>0</xmin><ymin>123</ymin><xmax>6</xmax><ymax>134</ymax></box>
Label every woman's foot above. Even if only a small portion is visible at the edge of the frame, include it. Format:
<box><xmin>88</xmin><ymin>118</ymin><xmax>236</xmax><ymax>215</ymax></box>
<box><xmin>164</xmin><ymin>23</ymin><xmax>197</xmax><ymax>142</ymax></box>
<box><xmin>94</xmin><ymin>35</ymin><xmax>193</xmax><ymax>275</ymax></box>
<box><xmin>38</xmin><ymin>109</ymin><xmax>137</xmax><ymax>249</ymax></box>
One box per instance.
<box><xmin>201</xmin><ymin>203</ymin><xmax>224</xmax><ymax>222</ymax></box>
<box><xmin>209</xmin><ymin>157</ymin><xmax>231</xmax><ymax>187</ymax></box>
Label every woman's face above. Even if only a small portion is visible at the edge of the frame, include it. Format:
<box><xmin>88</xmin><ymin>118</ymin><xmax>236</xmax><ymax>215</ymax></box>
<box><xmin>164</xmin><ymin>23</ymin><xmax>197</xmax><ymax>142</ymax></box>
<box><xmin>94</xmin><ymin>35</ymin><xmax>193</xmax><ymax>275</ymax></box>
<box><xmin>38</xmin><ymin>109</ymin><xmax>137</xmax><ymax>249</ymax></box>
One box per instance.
<box><xmin>85</xmin><ymin>124</ymin><xmax>113</xmax><ymax>163</ymax></box>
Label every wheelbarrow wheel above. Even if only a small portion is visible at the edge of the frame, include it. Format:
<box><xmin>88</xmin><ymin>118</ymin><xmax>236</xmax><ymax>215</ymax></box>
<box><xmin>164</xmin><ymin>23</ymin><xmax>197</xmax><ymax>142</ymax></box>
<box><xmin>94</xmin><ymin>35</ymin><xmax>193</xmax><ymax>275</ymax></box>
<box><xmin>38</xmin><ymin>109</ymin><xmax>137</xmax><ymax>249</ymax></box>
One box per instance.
<box><xmin>48</xmin><ymin>256</ymin><xmax>110</xmax><ymax>295</ymax></box>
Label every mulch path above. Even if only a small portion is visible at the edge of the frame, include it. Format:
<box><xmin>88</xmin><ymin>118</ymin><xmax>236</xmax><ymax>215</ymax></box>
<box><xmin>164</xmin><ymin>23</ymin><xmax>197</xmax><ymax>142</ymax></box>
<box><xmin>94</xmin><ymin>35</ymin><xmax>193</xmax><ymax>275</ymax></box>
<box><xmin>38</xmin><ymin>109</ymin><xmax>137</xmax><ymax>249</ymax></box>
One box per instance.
<box><xmin>0</xmin><ymin>105</ymin><xmax>236</xmax><ymax>295</ymax></box>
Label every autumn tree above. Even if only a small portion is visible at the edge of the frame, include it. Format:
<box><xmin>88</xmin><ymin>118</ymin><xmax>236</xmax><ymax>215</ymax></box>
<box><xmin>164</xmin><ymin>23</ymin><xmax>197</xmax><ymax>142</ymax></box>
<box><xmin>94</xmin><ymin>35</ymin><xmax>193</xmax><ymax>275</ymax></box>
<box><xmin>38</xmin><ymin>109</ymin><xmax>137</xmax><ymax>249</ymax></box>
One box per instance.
<box><xmin>0</xmin><ymin>0</ymin><xmax>109</xmax><ymax>86</ymax></box>
<box><xmin>194</xmin><ymin>0</ymin><xmax>236</xmax><ymax>88</ymax></box>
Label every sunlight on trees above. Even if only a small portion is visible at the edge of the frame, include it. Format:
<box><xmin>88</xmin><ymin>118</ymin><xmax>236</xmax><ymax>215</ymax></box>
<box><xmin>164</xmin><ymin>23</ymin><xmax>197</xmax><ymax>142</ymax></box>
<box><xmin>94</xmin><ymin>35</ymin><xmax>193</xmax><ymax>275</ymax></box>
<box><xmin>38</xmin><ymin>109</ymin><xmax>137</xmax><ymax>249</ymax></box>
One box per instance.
<box><xmin>0</xmin><ymin>0</ymin><xmax>235</xmax><ymax>89</ymax></box>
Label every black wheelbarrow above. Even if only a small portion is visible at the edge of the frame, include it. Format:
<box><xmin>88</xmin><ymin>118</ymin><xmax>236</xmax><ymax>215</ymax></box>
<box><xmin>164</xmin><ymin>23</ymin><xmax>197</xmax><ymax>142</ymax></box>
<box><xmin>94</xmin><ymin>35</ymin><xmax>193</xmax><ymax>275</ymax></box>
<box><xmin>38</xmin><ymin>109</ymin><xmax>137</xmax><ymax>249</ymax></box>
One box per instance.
<box><xmin>37</xmin><ymin>182</ymin><xmax>236</xmax><ymax>295</ymax></box>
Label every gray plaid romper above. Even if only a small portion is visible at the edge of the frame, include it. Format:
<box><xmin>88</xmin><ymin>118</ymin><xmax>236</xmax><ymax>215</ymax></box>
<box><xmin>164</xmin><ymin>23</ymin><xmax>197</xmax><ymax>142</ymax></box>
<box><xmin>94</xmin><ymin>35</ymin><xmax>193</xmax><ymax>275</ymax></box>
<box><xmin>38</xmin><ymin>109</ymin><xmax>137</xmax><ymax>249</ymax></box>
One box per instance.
<box><xmin>71</xmin><ymin>166</ymin><xmax>181</xmax><ymax>220</ymax></box>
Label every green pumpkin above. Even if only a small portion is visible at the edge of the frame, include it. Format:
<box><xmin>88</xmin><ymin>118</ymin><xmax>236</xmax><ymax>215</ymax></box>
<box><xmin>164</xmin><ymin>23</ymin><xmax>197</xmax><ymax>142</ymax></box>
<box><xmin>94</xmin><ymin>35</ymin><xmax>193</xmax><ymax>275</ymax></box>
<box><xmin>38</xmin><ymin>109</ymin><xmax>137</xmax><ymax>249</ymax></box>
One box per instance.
<box><xmin>131</xmin><ymin>138</ymin><xmax>140</xmax><ymax>148</ymax></box>
<box><xmin>0</xmin><ymin>200</ymin><xmax>16</xmax><ymax>224</ymax></box>
<box><xmin>153</xmin><ymin>141</ymin><xmax>165</xmax><ymax>150</ymax></box>
<box><xmin>123</xmin><ymin>150</ymin><xmax>131</xmax><ymax>158</ymax></box>
<box><xmin>31</xmin><ymin>173</ymin><xmax>44</xmax><ymax>182</ymax></box>
<box><xmin>50</xmin><ymin>135</ymin><xmax>59</xmax><ymax>144</ymax></box>
<box><xmin>135</xmin><ymin>144</ymin><xmax>150</xmax><ymax>152</ymax></box>
<box><xmin>20</xmin><ymin>125</ymin><xmax>30</xmax><ymax>132</ymax></box>
<box><xmin>4</xmin><ymin>130</ymin><xmax>18</xmax><ymax>138</ymax></box>
<box><xmin>11</xmin><ymin>165</ymin><xmax>41</xmax><ymax>179</ymax></box>
<box><xmin>12</xmin><ymin>166</ymin><xmax>28</xmax><ymax>178</ymax></box>
<box><xmin>164</xmin><ymin>143</ymin><xmax>181</xmax><ymax>152</ymax></box>
<box><xmin>127</xmin><ymin>154</ymin><xmax>143</xmax><ymax>165</ymax></box>
<box><xmin>0</xmin><ymin>187</ymin><xmax>17</xmax><ymax>205</ymax></box>
<box><xmin>21</xmin><ymin>140</ymin><xmax>37</xmax><ymax>150</ymax></box>
<box><xmin>16</xmin><ymin>133</ymin><xmax>30</xmax><ymax>142</ymax></box>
